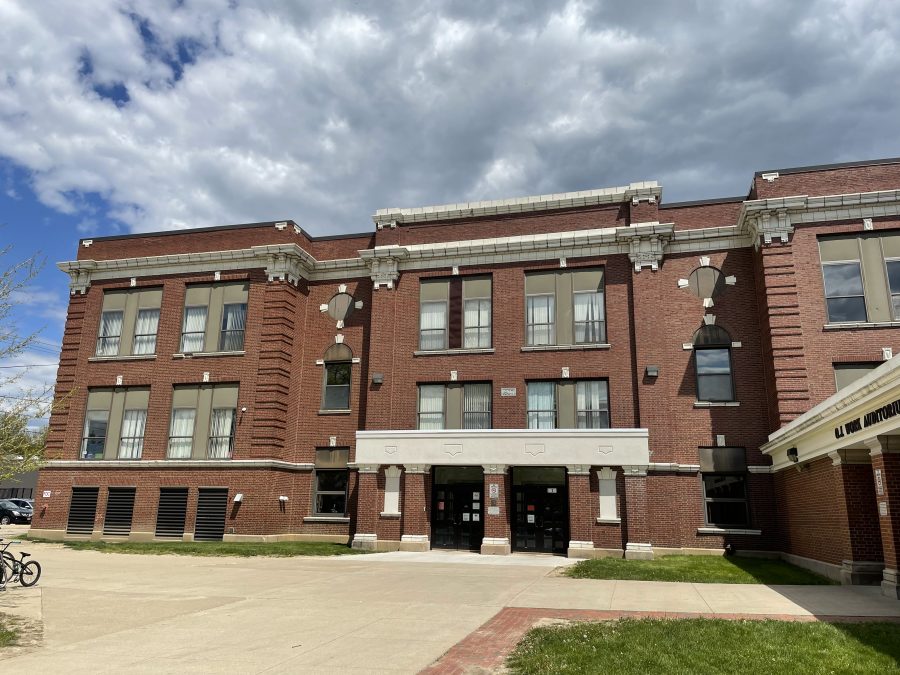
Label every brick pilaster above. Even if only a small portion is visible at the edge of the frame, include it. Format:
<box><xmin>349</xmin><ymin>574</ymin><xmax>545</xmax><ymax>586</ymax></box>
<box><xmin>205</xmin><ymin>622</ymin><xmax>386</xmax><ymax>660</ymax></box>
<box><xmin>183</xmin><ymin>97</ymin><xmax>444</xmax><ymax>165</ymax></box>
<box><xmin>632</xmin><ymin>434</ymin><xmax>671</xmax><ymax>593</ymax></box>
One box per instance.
<box><xmin>870</xmin><ymin>443</ymin><xmax>900</xmax><ymax>598</ymax></box>
<box><xmin>623</xmin><ymin>467</ymin><xmax>652</xmax><ymax>559</ymax></box>
<box><xmin>351</xmin><ymin>466</ymin><xmax>380</xmax><ymax>550</ymax></box>
<box><xmin>400</xmin><ymin>465</ymin><xmax>430</xmax><ymax>551</ymax></box>
<box><xmin>566</xmin><ymin>467</ymin><xmax>594</xmax><ymax>558</ymax></box>
<box><xmin>481</xmin><ymin>465</ymin><xmax>510</xmax><ymax>555</ymax></box>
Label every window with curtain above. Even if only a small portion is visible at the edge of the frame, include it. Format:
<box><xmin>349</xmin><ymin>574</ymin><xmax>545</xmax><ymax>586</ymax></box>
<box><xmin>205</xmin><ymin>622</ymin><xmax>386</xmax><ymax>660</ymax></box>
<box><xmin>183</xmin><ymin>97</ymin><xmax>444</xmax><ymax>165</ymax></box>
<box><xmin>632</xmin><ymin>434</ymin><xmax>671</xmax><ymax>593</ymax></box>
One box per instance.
<box><xmin>208</xmin><ymin>408</ymin><xmax>236</xmax><ymax>459</ymax></box>
<box><xmin>81</xmin><ymin>410</ymin><xmax>109</xmax><ymax>459</ymax></box>
<box><xmin>419</xmin><ymin>301</ymin><xmax>448</xmax><ymax>350</ymax></box>
<box><xmin>132</xmin><ymin>308</ymin><xmax>160</xmax><ymax>355</ymax></box>
<box><xmin>167</xmin><ymin>409</ymin><xmax>196</xmax><ymax>458</ymax></box>
<box><xmin>219</xmin><ymin>303</ymin><xmax>247</xmax><ymax>351</ymax></box>
<box><xmin>323</xmin><ymin>362</ymin><xmax>351</xmax><ymax>410</ymax></box>
<box><xmin>576</xmin><ymin>380</ymin><xmax>610</xmax><ymax>428</ymax></box>
<box><xmin>417</xmin><ymin>385</ymin><xmax>445</xmax><ymax>429</ymax></box>
<box><xmin>527</xmin><ymin>382</ymin><xmax>556</xmax><ymax>429</ymax></box>
<box><xmin>180</xmin><ymin>306</ymin><xmax>208</xmax><ymax>353</ymax></box>
<box><xmin>574</xmin><ymin>290</ymin><xmax>605</xmax><ymax>343</ymax></box>
<box><xmin>822</xmin><ymin>262</ymin><xmax>867</xmax><ymax>323</ymax></box>
<box><xmin>314</xmin><ymin>470</ymin><xmax>348</xmax><ymax>515</ymax></box>
<box><xmin>463</xmin><ymin>298</ymin><xmax>491</xmax><ymax>348</ymax></box>
<box><xmin>886</xmin><ymin>260</ymin><xmax>900</xmax><ymax>320</ymax></box>
<box><xmin>526</xmin><ymin>295</ymin><xmax>555</xmax><ymax>346</ymax></box>
<box><xmin>693</xmin><ymin>325</ymin><xmax>734</xmax><ymax>402</ymax></box>
<box><xmin>96</xmin><ymin>311</ymin><xmax>123</xmax><ymax>356</ymax></box>
<box><xmin>118</xmin><ymin>409</ymin><xmax>147</xmax><ymax>459</ymax></box>
<box><xmin>463</xmin><ymin>383</ymin><xmax>491</xmax><ymax>429</ymax></box>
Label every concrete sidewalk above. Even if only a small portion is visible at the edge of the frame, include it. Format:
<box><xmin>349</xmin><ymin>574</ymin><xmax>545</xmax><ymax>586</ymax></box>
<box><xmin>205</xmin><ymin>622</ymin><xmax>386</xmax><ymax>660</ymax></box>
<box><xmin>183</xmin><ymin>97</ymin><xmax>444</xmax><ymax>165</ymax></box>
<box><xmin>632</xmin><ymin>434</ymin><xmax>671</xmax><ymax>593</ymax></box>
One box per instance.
<box><xmin>1</xmin><ymin>544</ymin><xmax>898</xmax><ymax>673</ymax></box>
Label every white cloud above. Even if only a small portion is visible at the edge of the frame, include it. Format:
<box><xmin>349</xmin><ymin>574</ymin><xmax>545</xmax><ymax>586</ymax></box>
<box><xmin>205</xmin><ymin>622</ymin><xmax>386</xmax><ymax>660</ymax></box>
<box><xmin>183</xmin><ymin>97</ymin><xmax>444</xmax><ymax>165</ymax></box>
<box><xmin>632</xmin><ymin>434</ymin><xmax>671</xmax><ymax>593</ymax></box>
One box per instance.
<box><xmin>0</xmin><ymin>0</ymin><xmax>899</xmax><ymax>239</ymax></box>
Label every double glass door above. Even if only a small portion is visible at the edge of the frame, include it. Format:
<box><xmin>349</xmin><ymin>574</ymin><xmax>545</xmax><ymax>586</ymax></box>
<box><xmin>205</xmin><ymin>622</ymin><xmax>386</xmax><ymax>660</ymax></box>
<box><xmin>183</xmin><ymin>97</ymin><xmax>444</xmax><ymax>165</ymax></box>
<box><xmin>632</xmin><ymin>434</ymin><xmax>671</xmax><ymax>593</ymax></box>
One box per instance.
<box><xmin>432</xmin><ymin>466</ymin><xmax>484</xmax><ymax>551</ymax></box>
<box><xmin>512</xmin><ymin>467</ymin><xmax>568</xmax><ymax>554</ymax></box>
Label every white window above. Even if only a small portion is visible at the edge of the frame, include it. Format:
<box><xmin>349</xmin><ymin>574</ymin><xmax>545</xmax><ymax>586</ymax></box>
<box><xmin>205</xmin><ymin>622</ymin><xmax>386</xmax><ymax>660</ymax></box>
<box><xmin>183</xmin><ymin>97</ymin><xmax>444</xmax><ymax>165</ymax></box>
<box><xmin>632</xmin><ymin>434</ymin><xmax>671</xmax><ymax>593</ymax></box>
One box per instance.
<box><xmin>419</xmin><ymin>301</ymin><xmax>448</xmax><ymax>350</ymax></box>
<box><xmin>167</xmin><ymin>409</ymin><xmax>196</xmax><ymax>459</ymax></box>
<box><xmin>96</xmin><ymin>311</ymin><xmax>123</xmax><ymax>356</ymax></box>
<box><xmin>574</xmin><ymin>290</ymin><xmax>605</xmax><ymax>343</ymax></box>
<box><xmin>118</xmin><ymin>409</ymin><xmax>147</xmax><ymax>459</ymax></box>
<box><xmin>180</xmin><ymin>306</ymin><xmax>208</xmax><ymax>353</ymax></box>
<box><xmin>132</xmin><ymin>308</ymin><xmax>160</xmax><ymax>355</ymax></box>
<box><xmin>526</xmin><ymin>295</ymin><xmax>555</xmax><ymax>346</ymax></box>
<box><xmin>463</xmin><ymin>383</ymin><xmax>491</xmax><ymax>429</ymax></box>
<box><xmin>576</xmin><ymin>380</ymin><xmax>610</xmax><ymax>429</ymax></box>
<box><xmin>527</xmin><ymin>382</ymin><xmax>556</xmax><ymax>429</ymax></box>
<box><xmin>219</xmin><ymin>303</ymin><xmax>247</xmax><ymax>351</ymax></box>
<box><xmin>464</xmin><ymin>298</ymin><xmax>491</xmax><ymax>348</ymax></box>
<box><xmin>417</xmin><ymin>385</ymin><xmax>446</xmax><ymax>429</ymax></box>
<box><xmin>208</xmin><ymin>408</ymin><xmax>235</xmax><ymax>459</ymax></box>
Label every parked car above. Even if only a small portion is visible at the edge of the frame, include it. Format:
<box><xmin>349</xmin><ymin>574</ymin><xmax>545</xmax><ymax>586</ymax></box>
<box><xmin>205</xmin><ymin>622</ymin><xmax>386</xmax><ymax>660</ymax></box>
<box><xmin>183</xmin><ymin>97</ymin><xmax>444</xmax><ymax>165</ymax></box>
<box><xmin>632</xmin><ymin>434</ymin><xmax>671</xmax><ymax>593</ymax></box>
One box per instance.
<box><xmin>7</xmin><ymin>499</ymin><xmax>34</xmax><ymax>511</ymax></box>
<box><xmin>0</xmin><ymin>499</ymin><xmax>32</xmax><ymax>525</ymax></box>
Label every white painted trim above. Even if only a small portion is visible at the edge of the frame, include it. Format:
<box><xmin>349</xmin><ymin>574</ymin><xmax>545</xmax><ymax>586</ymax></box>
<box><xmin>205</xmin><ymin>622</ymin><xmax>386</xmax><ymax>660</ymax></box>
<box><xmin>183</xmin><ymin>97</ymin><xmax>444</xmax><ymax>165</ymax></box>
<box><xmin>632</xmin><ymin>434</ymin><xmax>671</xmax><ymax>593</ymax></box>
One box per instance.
<box><xmin>648</xmin><ymin>463</ymin><xmax>700</xmax><ymax>473</ymax></box>
<box><xmin>693</xmin><ymin>401</ymin><xmax>740</xmax><ymax>408</ymax></box>
<box><xmin>521</xmin><ymin>343</ymin><xmax>611</xmax><ymax>352</ymax></box>
<box><xmin>88</xmin><ymin>354</ymin><xmax>156</xmax><ymax>362</ymax></box>
<box><xmin>372</xmin><ymin>182</ymin><xmax>662</xmax><ymax>225</ymax></box>
<box><xmin>697</xmin><ymin>527</ymin><xmax>762</xmax><ymax>536</ymax></box>
<box><xmin>596</xmin><ymin>518</ymin><xmax>621</xmax><ymax>524</ymax></box>
<box><xmin>303</xmin><ymin>516</ymin><xmax>350</xmax><ymax>524</ymax></box>
<box><xmin>173</xmin><ymin>351</ymin><xmax>245</xmax><ymax>359</ymax></box>
<box><xmin>414</xmin><ymin>348</ymin><xmax>495</xmax><ymax>356</ymax></box>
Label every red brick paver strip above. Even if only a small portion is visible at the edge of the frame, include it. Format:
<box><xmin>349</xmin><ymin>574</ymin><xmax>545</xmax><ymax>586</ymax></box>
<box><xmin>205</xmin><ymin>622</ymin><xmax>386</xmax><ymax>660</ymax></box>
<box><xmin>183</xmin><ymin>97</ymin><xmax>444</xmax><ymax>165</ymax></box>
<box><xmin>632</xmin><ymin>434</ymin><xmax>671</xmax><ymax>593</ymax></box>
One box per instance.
<box><xmin>421</xmin><ymin>607</ymin><xmax>900</xmax><ymax>674</ymax></box>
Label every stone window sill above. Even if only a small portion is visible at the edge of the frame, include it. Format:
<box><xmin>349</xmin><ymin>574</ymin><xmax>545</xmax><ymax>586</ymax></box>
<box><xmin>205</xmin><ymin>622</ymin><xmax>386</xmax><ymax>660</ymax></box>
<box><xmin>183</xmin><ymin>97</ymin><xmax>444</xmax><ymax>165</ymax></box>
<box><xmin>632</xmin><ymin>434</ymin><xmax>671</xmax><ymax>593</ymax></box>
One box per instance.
<box><xmin>380</xmin><ymin>512</ymin><xmax>401</xmax><ymax>519</ymax></box>
<box><xmin>89</xmin><ymin>354</ymin><xmax>157</xmax><ymax>362</ymax></box>
<box><xmin>693</xmin><ymin>401</ymin><xmax>740</xmax><ymax>408</ymax></box>
<box><xmin>414</xmin><ymin>348</ymin><xmax>495</xmax><ymax>356</ymax></box>
<box><xmin>521</xmin><ymin>343</ymin><xmax>611</xmax><ymax>352</ymax></box>
<box><xmin>824</xmin><ymin>321</ymin><xmax>900</xmax><ymax>331</ymax></box>
<box><xmin>173</xmin><ymin>351</ymin><xmax>246</xmax><ymax>359</ymax></box>
<box><xmin>697</xmin><ymin>527</ymin><xmax>761</xmax><ymax>536</ymax></box>
<box><xmin>318</xmin><ymin>409</ymin><xmax>352</xmax><ymax>415</ymax></box>
<box><xmin>303</xmin><ymin>516</ymin><xmax>350</xmax><ymax>524</ymax></box>
<box><xmin>596</xmin><ymin>517</ymin><xmax>621</xmax><ymax>524</ymax></box>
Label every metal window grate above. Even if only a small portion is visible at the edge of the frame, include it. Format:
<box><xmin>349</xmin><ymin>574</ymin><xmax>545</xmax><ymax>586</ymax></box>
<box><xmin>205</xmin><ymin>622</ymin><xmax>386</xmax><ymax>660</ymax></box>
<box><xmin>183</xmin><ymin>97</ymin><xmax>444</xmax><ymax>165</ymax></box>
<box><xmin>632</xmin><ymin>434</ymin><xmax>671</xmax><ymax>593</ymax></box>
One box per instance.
<box><xmin>102</xmin><ymin>487</ymin><xmax>136</xmax><ymax>536</ymax></box>
<box><xmin>194</xmin><ymin>488</ymin><xmax>228</xmax><ymax>541</ymax></box>
<box><xmin>66</xmin><ymin>487</ymin><xmax>100</xmax><ymax>534</ymax></box>
<box><xmin>155</xmin><ymin>488</ymin><xmax>189</xmax><ymax>538</ymax></box>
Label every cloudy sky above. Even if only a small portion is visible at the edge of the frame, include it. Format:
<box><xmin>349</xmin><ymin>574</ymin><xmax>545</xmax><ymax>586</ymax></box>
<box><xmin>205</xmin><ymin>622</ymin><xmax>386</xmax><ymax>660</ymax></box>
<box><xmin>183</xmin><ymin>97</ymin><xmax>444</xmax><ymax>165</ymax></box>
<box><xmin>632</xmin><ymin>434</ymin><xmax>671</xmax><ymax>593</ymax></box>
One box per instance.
<box><xmin>2</xmin><ymin>0</ymin><xmax>900</xmax><ymax>407</ymax></box>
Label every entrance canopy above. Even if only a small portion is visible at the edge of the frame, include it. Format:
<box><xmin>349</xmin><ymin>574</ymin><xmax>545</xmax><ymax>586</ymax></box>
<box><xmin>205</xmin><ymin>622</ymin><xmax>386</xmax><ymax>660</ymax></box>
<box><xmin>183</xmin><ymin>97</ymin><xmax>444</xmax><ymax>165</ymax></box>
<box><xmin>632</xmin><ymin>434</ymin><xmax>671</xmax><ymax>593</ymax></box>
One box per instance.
<box><xmin>354</xmin><ymin>428</ymin><xmax>649</xmax><ymax>468</ymax></box>
<box><xmin>763</xmin><ymin>357</ymin><xmax>900</xmax><ymax>469</ymax></box>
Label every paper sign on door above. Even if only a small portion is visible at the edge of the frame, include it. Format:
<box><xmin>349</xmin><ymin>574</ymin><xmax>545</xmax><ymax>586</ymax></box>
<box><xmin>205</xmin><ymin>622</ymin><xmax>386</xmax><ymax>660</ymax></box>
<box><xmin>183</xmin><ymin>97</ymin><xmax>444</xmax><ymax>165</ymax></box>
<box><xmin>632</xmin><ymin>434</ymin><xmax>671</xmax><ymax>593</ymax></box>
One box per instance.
<box><xmin>463</xmin><ymin>513</ymin><xmax>470</xmax><ymax>522</ymax></box>
<box><xmin>473</xmin><ymin>514</ymin><xmax>480</xmax><ymax>522</ymax></box>
<box><xmin>527</xmin><ymin>514</ymin><xmax>535</xmax><ymax>523</ymax></box>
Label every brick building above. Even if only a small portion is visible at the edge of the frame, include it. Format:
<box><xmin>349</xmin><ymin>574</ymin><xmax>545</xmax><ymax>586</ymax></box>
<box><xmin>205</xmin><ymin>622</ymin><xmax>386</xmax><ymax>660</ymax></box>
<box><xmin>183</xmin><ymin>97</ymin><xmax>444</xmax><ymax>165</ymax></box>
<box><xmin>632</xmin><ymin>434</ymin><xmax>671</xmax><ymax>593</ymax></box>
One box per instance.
<box><xmin>31</xmin><ymin>157</ymin><xmax>900</xmax><ymax>598</ymax></box>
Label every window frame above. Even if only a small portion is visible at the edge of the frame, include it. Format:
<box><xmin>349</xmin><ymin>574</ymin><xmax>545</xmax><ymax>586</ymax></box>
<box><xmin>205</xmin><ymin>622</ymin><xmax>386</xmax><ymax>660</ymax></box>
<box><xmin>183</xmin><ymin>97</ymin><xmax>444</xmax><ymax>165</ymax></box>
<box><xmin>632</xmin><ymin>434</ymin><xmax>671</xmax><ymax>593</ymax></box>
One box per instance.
<box><xmin>525</xmin><ymin>293</ymin><xmax>556</xmax><ymax>346</ymax></box>
<box><xmin>117</xmin><ymin>408</ymin><xmax>147</xmax><ymax>459</ymax></box>
<box><xmin>884</xmin><ymin>257</ymin><xmax>900</xmax><ymax>321</ymax></box>
<box><xmin>417</xmin><ymin>384</ymin><xmax>447</xmax><ymax>429</ymax></box>
<box><xmin>167</xmin><ymin>407</ymin><xmax>197</xmax><ymax>459</ymax></box>
<box><xmin>526</xmin><ymin>381</ymin><xmax>557</xmax><ymax>429</ymax></box>
<box><xmin>180</xmin><ymin>305</ymin><xmax>208</xmax><ymax>353</ymax></box>
<box><xmin>821</xmin><ymin>259</ymin><xmax>868</xmax><ymax>324</ymax></box>
<box><xmin>81</xmin><ymin>409</ymin><xmax>110</xmax><ymax>460</ymax></box>
<box><xmin>695</xmin><ymin>346</ymin><xmax>735</xmax><ymax>403</ymax></box>
<box><xmin>218</xmin><ymin>302</ymin><xmax>247</xmax><ymax>352</ymax></box>
<box><xmin>572</xmin><ymin>289</ymin><xmax>606</xmax><ymax>345</ymax></box>
<box><xmin>462</xmin><ymin>382</ymin><xmax>492</xmax><ymax>429</ymax></box>
<box><xmin>701</xmin><ymin>473</ymin><xmax>750</xmax><ymax>528</ymax></box>
<box><xmin>575</xmin><ymin>379</ymin><xmax>610</xmax><ymax>429</ymax></box>
<box><xmin>207</xmin><ymin>407</ymin><xmax>236</xmax><ymax>459</ymax></box>
<box><xmin>96</xmin><ymin>310</ymin><xmax>124</xmax><ymax>357</ymax></box>
<box><xmin>131</xmin><ymin>307</ymin><xmax>160</xmax><ymax>356</ymax></box>
<box><xmin>463</xmin><ymin>297</ymin><xmax>492</xmax><ymax>349</ymax></box>
<box><xmin>322</xmin><ymin>361</ymin><xmax>352</xmax><ymax>411</ymax></box>
<box><xmin>313</xmin><ymin>468</ymin><xmax>348</xmax><ymax>516</ymax></box>
<box><xmin>419</xmin><ymin>299</ymin><xmax>449</xmax><ymax>351</ymax></box>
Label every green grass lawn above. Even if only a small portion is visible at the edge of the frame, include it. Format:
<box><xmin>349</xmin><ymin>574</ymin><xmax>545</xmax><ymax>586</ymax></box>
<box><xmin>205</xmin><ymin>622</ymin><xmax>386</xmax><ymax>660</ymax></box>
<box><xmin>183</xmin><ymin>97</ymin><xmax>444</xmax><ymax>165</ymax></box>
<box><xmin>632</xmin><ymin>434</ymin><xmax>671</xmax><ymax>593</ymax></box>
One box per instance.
<box><xmin>23</xmin><ymin>538</ymin><xmax>368</xmax><ymax>557</ymax></box>
<box><xmin>507</xmin><ymin>619</ymin><xmax>900</xmax><ymax>674</ymax></box>
<box><xmin>564</xmin><ymin>555</ymin><xmax>833</xmax><ymax>585</ymax></box>
<box><xmin>0</xmin><ymin>614</ymin><xmax>19</xmax><ymax>648</ymax></box>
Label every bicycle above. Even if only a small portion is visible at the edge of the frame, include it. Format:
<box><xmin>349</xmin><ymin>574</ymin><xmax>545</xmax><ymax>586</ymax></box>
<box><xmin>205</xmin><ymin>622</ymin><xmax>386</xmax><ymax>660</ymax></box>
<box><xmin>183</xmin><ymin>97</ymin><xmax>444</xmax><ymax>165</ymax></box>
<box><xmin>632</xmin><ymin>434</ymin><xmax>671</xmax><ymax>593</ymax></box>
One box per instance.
<box><xmin>0</xmin><ymin>539</ymin><xmax>41</xmax><ymax>588</ymax></box>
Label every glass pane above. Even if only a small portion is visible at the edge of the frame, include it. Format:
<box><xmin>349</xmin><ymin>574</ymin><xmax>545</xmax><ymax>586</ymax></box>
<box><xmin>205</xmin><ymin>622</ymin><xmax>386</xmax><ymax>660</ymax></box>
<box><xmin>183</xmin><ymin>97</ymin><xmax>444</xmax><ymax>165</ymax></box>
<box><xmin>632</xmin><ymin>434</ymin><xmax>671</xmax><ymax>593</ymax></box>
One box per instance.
<box><xmin>696</xmin><ymin>349</ymin><xmax>731</xmax><ymax>374</ymax></box>
<box><xmin>219</xmin><ymin>304</ymin><xmax>247</xmax><ymax>351</ymax></box>
<box><xmin>888</xmin><ymin>260</ymin><xmax>900</xmax><ymax>294</ymax></box>
<box><xmin>418</xmin><ymin>412</ymin><xmax>444</xmax><ymax>430</ymax></box>
<box><xmin>81</xmin><ymin>437</ymin><xmax>106</xmax><ymax>460</ymax></box>
<box><xmin>324</xmin><ymin>385</ymin><xmax>350</xmax><ymax>410</ymax></box>
<box><xmin>526</xmin><ymin>295</ymin><xmax>555</xmax><ymax>345</ymax></box>
<box><xmin>893</xmin><ymin>294</ymin><xmax>900</xmax><ymax>321</ymax></box>
<box><xmin>326</xmin><ymin>363</ymin><xmax>351</xmax><ymax>385</ymax></box>
<box><xmin>706</xmin><ymin>501</ymin><xmax>748</xmax><ymax>527</ymax></box>
<box><xmin>703</xmin><ymin>474</ymin><xmax>747</xmax><ymax>500</ymax></box>
<box><xmin>698</xmin><ymin>374</ymin><xmax>733</xmax><ymax>402</ymax></box>
<box><xmin>133</xmin><ymin>308</ymin><xmax>160</xmax><ymax>355</ymax></box>
<box><xmin>132</xmin><ymin>334</ymin><xmax>157</xmax><ymax>355</ymax></box>
<box><xmin>822</xmin><ymin>262</ymin><xmax>863</xmax><ymax>297</ymax></box>
<box><xmin>826</xmin><ymin>297</ymin><xmax>867</xmax><ymax>323</ymax></box>
<box><xmin>317</xmin><ymin>471</ymin><xmax>348</xmax><ymax>492</ymax></box>
<box><xmin>316</xmin><ymin>493</ymin><xmax>347</xmax><ymax>515</ymax></box>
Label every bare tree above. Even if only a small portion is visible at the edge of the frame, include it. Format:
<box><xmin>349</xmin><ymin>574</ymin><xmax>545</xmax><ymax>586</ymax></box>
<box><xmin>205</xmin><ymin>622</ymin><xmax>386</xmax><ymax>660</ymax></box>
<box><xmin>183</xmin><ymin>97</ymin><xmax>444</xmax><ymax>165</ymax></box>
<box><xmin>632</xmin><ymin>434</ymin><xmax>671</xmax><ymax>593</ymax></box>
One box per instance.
<box><xmin>0</xmin><ymin>246</ymin><xmax>61</xmax><ymax>482</ymax></box>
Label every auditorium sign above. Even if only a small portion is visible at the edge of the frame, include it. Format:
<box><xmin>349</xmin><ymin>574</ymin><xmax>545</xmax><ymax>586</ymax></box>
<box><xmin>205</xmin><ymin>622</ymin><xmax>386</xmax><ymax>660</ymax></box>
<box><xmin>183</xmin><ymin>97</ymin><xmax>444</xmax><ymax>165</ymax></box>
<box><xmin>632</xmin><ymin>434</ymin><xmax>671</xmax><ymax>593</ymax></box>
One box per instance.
<box><xmin>835</xmin><ymin>397</ymin><xmax>900</xmax><ymax>439</ymax></box>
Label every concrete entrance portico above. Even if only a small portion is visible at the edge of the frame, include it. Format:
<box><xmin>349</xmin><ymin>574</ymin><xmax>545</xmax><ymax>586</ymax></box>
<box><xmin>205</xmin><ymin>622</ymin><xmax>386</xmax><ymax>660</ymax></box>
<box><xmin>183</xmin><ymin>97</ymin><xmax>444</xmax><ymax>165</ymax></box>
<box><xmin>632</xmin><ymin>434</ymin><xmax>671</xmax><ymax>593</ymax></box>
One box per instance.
<box><xmin>763</xmin><ymin>357</ymin><xmax>900</xmax><ymax>598</ymax></box>
<box><xmin>351</xmin><ymin>429</ymin><xmax>651</xmax><ymax>558</ymax></box>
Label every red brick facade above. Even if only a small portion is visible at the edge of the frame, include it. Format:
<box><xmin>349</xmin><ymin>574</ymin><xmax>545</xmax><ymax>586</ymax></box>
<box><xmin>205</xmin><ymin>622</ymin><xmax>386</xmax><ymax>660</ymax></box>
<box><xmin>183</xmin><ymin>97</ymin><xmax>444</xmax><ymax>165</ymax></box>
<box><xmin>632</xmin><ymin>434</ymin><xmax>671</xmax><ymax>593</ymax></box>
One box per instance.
<box><xmin>34</xmin><ymin>158</ymin><xmax>900</xmax><ymax>594</ymax></box>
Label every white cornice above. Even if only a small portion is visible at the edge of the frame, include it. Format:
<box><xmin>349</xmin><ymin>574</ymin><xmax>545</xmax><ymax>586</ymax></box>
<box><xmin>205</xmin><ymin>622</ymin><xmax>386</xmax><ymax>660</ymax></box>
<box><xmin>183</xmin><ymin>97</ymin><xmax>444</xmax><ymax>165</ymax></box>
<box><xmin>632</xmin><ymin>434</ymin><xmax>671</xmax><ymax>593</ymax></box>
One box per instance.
<box><xmin>58</xmin><ymin>243</ymin><xmax>369</xmax><ymax>294</ymax></box>
<box><xmin>372</xmin><ymin>181</ymin><xmax>662</xmax><ymax>226</ymax></box>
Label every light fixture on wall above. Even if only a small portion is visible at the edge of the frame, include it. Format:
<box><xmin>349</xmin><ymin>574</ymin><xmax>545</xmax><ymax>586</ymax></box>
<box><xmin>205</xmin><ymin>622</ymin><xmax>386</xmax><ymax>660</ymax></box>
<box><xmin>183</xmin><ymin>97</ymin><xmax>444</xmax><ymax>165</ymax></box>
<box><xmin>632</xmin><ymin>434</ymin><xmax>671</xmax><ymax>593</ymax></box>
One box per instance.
<box><xmin>787</xmin><ymin>447</ymin><xmax>798</xmax><ymax>463</ymax></box>
<box><xmin>645</xmin><ymin>365</ymin><xmax>659</xmax><ymax>378</ymax></box>
<box><xmin>372</xmin><ymin>373</ymin><xmax>384</xmax><ymax>385</ymax></box>
<box><xmin>233</xmin><ymin>493</ymin><xmax>243</xmax><ymax>503</ymax></box>
<box><xmin>278</xmin><ymin>495</ymin><xmax>289</xmax><ymax>502</ymax></box>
